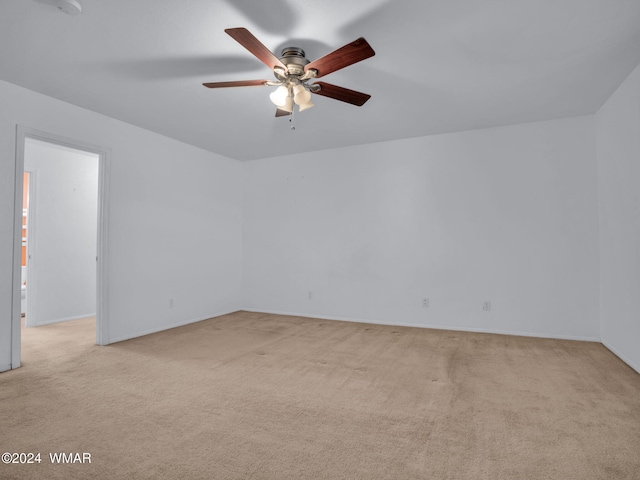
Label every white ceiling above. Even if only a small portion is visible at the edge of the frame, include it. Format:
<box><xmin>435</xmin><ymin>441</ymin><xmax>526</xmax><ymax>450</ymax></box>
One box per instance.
<box><xmin>2</xmin><ymin>0</ymin><xmax>640</xmax><ymax>161</ymax></box>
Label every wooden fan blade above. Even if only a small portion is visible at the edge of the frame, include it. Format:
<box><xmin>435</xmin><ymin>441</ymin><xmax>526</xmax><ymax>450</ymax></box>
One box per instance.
<box><xmin>312</xmin><ymin>82</ymin><xmax>371</xmax><ymax>106</ymax></box>
<box><xmin>275</xmin><ymin>108</ymin><xmax>290</xmax><ymax>117</ymax></box>
<box><xmin>203</xmin><ymin>80</ymin><xmax>269</xmax><ymax>88</ymax></box>
<box><xmin>304</xmin><ymin>38</ymin><xmax>375</xmax><ymax>78</ymax></box>
<box><xmin>225</xmin><ymin>27</ymin><xmax>287</xmax><ymax>71</ymax></box>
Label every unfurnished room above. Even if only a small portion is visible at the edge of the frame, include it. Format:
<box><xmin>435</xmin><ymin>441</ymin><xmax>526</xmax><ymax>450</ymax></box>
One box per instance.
<box><xmin>1</xmin><ymin>1</ymin><xmax>640</xmax><ymax>479</ymax></box>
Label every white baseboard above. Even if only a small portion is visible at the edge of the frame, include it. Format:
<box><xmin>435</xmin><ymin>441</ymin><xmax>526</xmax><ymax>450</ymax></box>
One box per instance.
<box><xmin>601</xmin><ymin>340</ymin><xmax>640</xmax><ymax>374</ymax></box>
<box><xmin>107</xmin><ymin>309</ymin><xmax>241</xmax><ymax>344</ymax></box>
<box><xmin>33</xmin><ymin>312</ymin><xmax>97</xmax><ymax>326</ymax></box>
<box><xmin>241</xmin><ymin>308</ymin><xmax>600</xmax><ymax>343</ymax></box>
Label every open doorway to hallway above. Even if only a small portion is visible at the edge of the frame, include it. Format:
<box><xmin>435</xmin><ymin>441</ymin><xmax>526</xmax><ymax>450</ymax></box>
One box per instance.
<box><xmin>11</xmin><ymin>127</ymin><xmax>110</xmax><ymax>369</ymax></box>
<box><xmin>22</xmin><ymin>137</ymin><xmax>99</xmax><ymax>345</ymax></box>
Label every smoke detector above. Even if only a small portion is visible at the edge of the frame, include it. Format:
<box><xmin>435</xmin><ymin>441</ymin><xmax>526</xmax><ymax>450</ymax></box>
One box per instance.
<box><xmin>56</xmin><ymin>0</ymin><xmax>81</xmax><ymax>15</ymax></box>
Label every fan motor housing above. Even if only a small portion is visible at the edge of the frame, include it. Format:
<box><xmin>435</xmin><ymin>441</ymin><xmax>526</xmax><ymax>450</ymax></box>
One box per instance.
<box><xmin>279</xmin><ymin>47</ymin><xmax>309</xmax><ymax>75</ymax></box>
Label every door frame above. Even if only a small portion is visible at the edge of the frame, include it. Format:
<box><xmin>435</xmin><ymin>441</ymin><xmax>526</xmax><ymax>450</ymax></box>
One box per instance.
<box><xmin>23</xmin><ymin>169</ymin><xmax>37</xmax><ymax>327</ymax></box>
<box><xmin>11</xmin><ymin>126</ymin><xmax>111</xmax><ymax>367</ymax></box>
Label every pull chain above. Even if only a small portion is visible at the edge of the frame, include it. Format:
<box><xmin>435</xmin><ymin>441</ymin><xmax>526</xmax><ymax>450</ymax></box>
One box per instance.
<box><xmin>289</xmin><ymin>108</ymin><xmax>295</xmax><ymax>130</ymax></box>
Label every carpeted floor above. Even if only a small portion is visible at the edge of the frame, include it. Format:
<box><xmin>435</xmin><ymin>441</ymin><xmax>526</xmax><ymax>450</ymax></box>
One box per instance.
<box><xmin>1</xmin><ymin>311</ymin><xmax>639</xmax><ymax>479</ymax></box>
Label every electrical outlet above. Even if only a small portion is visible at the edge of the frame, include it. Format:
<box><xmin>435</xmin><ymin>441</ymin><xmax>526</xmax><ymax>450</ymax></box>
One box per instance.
<box><xmin>308</xmin><ymin>291</ymin><xmax>312</xmax><ymax>300</ymax></box>
<box><xmin>483</xmin><ymin>300</ymin><xmax>491</xmax><ymax>311</ymax></box>
<box><xmin>422</xmin><ymin>298</ymin><xmax>429</xmax><ymax>308</ymax></box>
<box><xmin>169</xmin><ymin>298</ymin><xmax>174</xmax><ymax>309</ymax></box>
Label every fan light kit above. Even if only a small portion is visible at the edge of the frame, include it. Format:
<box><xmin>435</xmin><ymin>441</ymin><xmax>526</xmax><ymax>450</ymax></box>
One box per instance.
<box><xmin>266</xmin><ymin>48</ymin><xmax>316</xmax><ymax>114</ymax></box>
<box><xmin>203</xmin><ymin>28</ymin><xmax>375</xmax><ymax>126</ymax></box>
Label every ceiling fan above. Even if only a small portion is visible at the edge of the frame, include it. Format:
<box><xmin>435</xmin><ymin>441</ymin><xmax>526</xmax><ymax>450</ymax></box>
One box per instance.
<box><xmin>203</xmin><ymin>28</ymin><xmax>375</xmax><ymax>117</ymax></box>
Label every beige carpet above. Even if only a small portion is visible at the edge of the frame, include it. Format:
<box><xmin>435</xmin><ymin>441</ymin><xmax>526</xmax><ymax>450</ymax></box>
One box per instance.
<box><xmin>1</xmin><ymin>311</ymin><xmax>639</xmax><ymax>479</ymax></box>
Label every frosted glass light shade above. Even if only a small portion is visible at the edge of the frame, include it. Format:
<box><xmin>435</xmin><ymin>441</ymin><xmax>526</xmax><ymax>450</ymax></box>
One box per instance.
<box><xmin>298</xmin><ymin>99</ymin><xmax>314</xmax><ymax>112</ymax></box>
<box><xmin>293</xmin><ymin>85</ymin><xmax>311</xmax><ymax>105</ymax></box>
<box><xmin>269</xmin><ymin>86</ymin><xmax>289</xmax><ymax>107</ymax></box>
<box><xmin>280</xmin><ymin>96</ymin><xmax>294</xmax><ymax>113</ymax></box>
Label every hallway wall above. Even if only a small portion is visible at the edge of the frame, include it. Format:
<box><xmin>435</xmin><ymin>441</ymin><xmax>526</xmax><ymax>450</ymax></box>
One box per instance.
<box><xmin>23</xmin><ymin>138</ymin><xmax>99</xmax><ymax>325</ymax></box>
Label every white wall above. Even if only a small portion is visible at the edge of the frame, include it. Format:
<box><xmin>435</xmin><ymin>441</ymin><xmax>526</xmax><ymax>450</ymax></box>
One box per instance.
<box><xmin>24</xmin><ymin>138</ymin><xmax>99</xmax><ymax>325</ymax></box>
<box><xmin>0</xmin><ymin>80</ymin><xmax>243</xmax><ymax>370</ymax></box>
<box><xmin>596</xmin><ymin>62</ymin><xmax>640</xmax><ymax>373</ymax></box>
<box><xmin>243</xmin><ymin>116</ymin><xmax>600</xmax><ymax>340</ymax></box>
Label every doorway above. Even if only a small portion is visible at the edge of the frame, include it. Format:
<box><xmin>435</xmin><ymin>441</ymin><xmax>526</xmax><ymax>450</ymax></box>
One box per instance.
<box><xmin>23</xmin><ymin>138</ymin><xmax>99</xmax><ymax>327</ymax></box>
<box><xmin>11</xmin><ymin>127</ymin><xmax>110</xmax><ymax>368</ymax></box>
